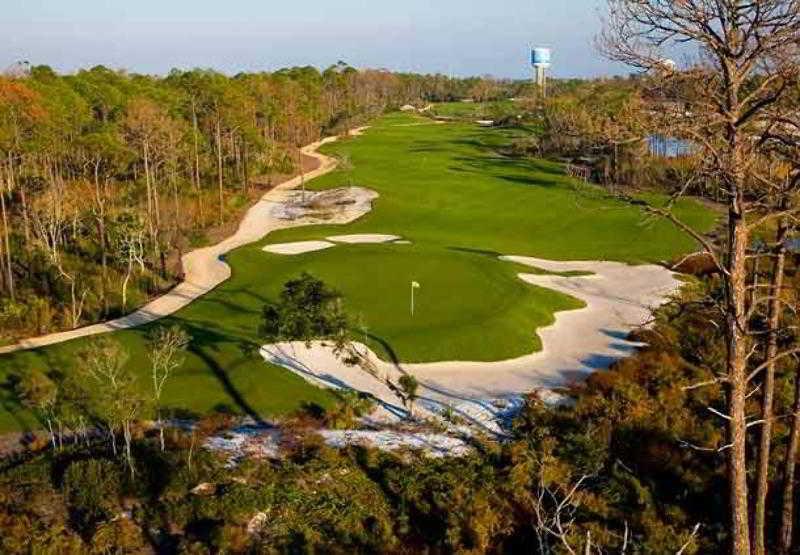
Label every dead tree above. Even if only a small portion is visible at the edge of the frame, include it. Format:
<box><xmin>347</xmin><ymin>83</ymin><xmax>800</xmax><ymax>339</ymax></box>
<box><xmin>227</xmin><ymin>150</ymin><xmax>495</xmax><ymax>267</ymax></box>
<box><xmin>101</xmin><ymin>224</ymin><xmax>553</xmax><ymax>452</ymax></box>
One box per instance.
<box><xmin>601</xmin><ymin>2</ymin><xmax>800</xmax><ymax>553</ymax></box>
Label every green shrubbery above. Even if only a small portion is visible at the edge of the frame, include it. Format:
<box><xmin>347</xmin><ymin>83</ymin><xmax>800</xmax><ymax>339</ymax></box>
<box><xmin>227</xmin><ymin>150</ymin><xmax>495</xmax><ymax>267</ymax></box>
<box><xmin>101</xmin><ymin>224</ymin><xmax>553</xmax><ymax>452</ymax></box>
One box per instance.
<box><xmin>1</xmin><ymin>281</ymin><xmax>770</xmax><ymax>553</ymax></box>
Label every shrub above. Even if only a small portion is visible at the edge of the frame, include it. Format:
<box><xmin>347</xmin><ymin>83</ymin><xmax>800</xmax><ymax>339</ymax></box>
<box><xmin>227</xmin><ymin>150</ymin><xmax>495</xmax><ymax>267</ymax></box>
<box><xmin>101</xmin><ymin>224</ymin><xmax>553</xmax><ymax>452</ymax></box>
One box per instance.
<box><xmin>62</xmin><ymin>458</ymin><xmax>122</xmax><ymax>534</ymax></box>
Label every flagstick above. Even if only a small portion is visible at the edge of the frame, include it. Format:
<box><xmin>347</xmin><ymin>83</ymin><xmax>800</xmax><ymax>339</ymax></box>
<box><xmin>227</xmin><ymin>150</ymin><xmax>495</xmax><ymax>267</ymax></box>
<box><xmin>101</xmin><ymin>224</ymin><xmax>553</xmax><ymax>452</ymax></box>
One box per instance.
<box><xmin>410</xmin><ymin>282</ymin><xmax>415</xmax><ymax>317</ymax></box>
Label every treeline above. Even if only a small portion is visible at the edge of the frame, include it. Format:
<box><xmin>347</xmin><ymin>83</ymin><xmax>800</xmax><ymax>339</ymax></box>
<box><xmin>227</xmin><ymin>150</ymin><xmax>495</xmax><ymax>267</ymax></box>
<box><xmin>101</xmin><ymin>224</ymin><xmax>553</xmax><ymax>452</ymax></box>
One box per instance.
<box><xmin>0</xmin><ymin>63</ymin><xmax>491</xmax><ymax>343</ymax></box>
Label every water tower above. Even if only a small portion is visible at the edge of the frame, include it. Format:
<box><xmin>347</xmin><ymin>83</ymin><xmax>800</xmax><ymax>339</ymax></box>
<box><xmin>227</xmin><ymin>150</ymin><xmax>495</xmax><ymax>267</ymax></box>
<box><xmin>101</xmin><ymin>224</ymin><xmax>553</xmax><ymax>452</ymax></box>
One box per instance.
<box><xmin>531</xmin><ymin>47</ymin><xmax>552</xmax><ymax>97</ymax></box>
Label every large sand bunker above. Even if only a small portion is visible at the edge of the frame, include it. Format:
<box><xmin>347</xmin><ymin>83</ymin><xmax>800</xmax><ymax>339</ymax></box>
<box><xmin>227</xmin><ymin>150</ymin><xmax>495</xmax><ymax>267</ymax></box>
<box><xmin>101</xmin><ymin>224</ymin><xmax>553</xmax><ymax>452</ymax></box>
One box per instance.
<box><xmin>261</xmin><ymin>256</ymin><xmax>681</xmax><ymax>432</ymax></box>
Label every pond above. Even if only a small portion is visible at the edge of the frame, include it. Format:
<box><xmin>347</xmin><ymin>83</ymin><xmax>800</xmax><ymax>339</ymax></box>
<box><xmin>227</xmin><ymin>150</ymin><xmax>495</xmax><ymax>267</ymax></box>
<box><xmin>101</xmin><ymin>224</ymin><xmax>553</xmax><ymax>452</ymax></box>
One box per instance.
<box><xmin>648</xmin><ymin>135</ymin><xmax>693</xmax><ymax>158</ymax></box>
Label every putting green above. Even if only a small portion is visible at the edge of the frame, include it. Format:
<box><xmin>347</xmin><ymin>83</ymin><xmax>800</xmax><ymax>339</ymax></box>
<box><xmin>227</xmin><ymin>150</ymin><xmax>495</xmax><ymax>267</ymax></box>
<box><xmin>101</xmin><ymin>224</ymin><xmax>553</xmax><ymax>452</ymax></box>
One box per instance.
<box><xmin>0</xmin><ymin>111</ymin><xmax>716</xmax><ymax>432</ymax></box>
<box><xmin>236</xmin><ymin>243</ymin><xmax>582</xmax><ymax>362</ymax></box>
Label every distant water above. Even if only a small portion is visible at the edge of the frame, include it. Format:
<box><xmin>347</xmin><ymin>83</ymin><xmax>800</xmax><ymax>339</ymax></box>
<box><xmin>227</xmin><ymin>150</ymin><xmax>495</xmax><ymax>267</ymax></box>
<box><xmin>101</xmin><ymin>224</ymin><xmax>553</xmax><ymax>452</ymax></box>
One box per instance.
<box><xmin>648</xmin><ymin>135</ymin><xmax>692</xmax><ymax>158</ymax></box>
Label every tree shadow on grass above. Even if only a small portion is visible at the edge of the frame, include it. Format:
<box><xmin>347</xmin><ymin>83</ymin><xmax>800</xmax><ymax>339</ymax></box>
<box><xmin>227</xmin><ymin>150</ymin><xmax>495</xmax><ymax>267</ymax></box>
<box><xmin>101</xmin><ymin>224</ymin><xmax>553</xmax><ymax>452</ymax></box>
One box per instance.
<box><xmin>446</xmin><ymin>246</ymin><xmax>503</xmax><ymax>258</ymax></box>
<box><xmin>179</xmin><ymin>322</ymin><xmax>266</xmax><ymax>425</ymax></box>
<box><xmin>360</xmin><ymin>332</ymin><xmax>401</xmax><ymax>366</ymax></box>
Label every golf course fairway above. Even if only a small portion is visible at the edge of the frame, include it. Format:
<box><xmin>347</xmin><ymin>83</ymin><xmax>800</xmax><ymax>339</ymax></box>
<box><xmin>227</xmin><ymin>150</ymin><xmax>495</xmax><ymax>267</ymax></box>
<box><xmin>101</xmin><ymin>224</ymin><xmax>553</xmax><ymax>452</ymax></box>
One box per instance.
<box><xmin>0</xmin><ymin>111</ymin><xmax>717</xmax><ymax>432</ymax></box>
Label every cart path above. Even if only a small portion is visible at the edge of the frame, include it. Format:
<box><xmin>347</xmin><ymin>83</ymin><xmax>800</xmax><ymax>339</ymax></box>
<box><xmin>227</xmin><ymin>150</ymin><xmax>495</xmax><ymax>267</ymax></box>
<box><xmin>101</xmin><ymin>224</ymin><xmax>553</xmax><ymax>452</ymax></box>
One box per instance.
<box><xmin>0</xmin><ymin>128</ymin><xmax>369</xmax><ymax>355</ymax></box>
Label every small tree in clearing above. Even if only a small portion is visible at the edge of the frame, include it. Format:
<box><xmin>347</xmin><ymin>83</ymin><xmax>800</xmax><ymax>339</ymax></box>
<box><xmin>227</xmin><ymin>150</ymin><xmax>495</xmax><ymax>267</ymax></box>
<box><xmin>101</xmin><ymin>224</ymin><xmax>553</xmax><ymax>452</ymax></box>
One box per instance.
<box><xmin>261</xmin><ymin>272</ymin><xmax>350</xmax><ymax>353</ymax></box>
<box><xmin>14</xmin><ymin>369</ymin><xmax>58</xmax><ymax>449</ymax></box>
<box><xmin>398</xmin><ymin>374</ymin><xmax>419</xmax><ymax>417</ymax></box>
<box><xmin>148</xmin><ymin>325</ymin><xmax>190</xmax><ymax>452</ymax></box>
<box><xmin>80</xmin><ymin>337</ymin><xmax>142</xmax><ymax>478</ymax></box>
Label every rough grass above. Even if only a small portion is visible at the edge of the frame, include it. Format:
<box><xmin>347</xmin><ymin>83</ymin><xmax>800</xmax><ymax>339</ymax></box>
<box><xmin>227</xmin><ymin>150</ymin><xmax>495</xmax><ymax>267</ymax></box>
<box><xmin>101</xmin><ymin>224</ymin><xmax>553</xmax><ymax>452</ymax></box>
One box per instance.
<box><xmin>0</xmin><ymin>112</ymin><xmax>717</xmax><ymax>432</ymax></box>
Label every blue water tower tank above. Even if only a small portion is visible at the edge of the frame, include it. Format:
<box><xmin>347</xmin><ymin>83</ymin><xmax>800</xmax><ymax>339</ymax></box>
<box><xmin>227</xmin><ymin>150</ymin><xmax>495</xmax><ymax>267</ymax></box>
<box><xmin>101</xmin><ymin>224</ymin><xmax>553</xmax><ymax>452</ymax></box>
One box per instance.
<box><xmin>531</xmin><ymin>48</ymin><xmax>552</xmax><ymax>68</ymax></box>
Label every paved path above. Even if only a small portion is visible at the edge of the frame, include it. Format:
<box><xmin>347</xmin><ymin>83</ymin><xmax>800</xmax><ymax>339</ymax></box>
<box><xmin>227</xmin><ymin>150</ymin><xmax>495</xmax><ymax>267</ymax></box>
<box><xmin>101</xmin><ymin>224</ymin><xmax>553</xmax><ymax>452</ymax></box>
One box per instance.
<box><xmin>0</xmin><ymin>129</ymin><xmax>369</xmax><ymax>355</ymax></box>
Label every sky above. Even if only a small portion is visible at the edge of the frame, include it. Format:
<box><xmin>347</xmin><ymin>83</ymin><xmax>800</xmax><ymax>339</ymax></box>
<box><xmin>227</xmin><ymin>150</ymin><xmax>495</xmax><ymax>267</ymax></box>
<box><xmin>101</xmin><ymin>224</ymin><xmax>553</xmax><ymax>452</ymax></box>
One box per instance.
<box><xmin>1</xmin><ymin>0</ymin><xmax>628</xmax><ymax>79</ymax></box>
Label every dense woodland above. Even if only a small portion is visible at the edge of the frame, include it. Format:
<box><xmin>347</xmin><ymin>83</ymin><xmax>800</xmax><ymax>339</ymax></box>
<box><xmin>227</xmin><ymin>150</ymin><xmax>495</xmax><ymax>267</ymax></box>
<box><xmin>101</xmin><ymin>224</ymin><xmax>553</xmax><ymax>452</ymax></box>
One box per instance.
<box><xmin>0</xmin><ymin>64</ymin><xmax>509</xmax><ymax>344</ymax></box>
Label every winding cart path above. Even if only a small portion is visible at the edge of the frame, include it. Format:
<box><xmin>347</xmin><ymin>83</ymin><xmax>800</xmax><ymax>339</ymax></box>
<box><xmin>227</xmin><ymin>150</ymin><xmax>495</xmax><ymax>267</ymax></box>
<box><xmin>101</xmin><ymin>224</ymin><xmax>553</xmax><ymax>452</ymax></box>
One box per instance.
<box><xmin>0</xmin><ymin>129</ymin><xmax>369</xmax><ymax>355</ymax></box>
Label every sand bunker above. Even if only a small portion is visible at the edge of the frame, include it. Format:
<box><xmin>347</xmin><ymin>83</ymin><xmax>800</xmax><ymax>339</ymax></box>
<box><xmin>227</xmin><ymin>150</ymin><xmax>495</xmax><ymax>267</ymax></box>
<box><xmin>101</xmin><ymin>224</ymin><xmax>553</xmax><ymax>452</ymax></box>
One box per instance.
<box><xmin>261</xmin><ymin>255</ymin><xmax>682</xmax><ymax>433</ymax></box>
<box><xmin>327</xmin><ymin>234</ymin><xmax>401</xmax><ymax>244</ymax></box>
<box><xmin>263</xmin><ymin>241</ymin><xmax>335</xmax><ymax>255</ymax></box>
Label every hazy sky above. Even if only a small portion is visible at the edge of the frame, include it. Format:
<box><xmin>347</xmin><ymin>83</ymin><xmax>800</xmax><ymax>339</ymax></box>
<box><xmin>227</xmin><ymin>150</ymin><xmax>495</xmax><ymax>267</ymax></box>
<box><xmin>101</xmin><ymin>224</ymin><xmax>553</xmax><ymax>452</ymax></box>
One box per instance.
<box><xmin>1</xmin><ymin>0</ymin><xmax>628</xmax><ymax>78</ymax></box>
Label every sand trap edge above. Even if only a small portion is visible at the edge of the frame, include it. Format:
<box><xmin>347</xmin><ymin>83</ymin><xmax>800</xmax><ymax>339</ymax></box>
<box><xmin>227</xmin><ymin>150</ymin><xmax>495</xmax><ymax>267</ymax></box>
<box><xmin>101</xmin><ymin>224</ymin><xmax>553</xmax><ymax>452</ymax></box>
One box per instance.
<box><xmin>326</xmin><ymin>234</ymin><xmax>401</xmax><ymax>244</ymax></box>
<box><xmin>262</xmin><ymin>240</ymin><xmax>336</xmax><ymax>255</ymax></box>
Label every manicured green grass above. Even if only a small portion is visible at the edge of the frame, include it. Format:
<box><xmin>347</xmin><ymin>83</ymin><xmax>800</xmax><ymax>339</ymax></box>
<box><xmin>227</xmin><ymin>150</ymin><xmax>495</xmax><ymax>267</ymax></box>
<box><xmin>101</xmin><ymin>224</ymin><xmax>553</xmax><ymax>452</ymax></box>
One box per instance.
<box><xmin>431</xmin><ymin>100</ymin><xmax>515</xmax><ymax>119</ymax></box>
<box><xmin>0</xmin><ymin>112</ymin><xmax>717</xmax><ymax>432</ymax></box>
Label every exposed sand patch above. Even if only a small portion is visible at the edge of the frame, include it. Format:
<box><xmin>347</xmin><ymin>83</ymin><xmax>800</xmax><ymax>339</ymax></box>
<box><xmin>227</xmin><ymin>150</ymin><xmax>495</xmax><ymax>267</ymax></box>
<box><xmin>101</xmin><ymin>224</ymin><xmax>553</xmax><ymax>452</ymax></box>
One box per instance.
<box><xmin>261</xmin><ymin>256</ymin><xmax>681</xmax><ymax>433</ymax></box>
<box><xmin>326</xmin><ymin>234</ymin><xmax>401</xmax><ymax>244</ymax></box>
<box><xmin>320</xmin><ymin>430</ymin><xmax>470</xmax><ymax>458</ymax></box>
<box><xmin>203</xmin><ymin>421</ymin><xmax>471</xmax><ymax>465</ymax></box>
<box><xmin>263</xmin><ymin>241</ymin><xmax>336</xmax><ymax>255</ymax></box>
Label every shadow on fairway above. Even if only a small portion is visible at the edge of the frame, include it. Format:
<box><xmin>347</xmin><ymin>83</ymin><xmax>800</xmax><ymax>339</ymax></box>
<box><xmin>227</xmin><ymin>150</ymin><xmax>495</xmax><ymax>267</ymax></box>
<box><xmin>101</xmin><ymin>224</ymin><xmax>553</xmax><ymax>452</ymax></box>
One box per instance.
<box><xmin>446</xmin><ymin>246</ymin><xmax>503</xmax><ymax>258</ymax></box>
<box><xmin>363</xmin><ymin>332</ymin><xmax>401</xmax><ymax>366</ymax></box>
<box><xmin>181</xmin><ymin>322</ymin><xmax>266</xmax><ymax>425</ymax></box>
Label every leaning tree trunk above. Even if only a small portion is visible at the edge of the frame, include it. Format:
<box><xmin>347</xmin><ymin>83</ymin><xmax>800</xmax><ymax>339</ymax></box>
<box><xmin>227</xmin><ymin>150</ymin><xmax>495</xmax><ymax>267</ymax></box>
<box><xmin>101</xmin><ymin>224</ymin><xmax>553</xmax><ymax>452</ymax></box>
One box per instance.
<box><xmin>754</xmin><ymin>216</ymin><xmax>789</xmax><ymax>554</ymax></box>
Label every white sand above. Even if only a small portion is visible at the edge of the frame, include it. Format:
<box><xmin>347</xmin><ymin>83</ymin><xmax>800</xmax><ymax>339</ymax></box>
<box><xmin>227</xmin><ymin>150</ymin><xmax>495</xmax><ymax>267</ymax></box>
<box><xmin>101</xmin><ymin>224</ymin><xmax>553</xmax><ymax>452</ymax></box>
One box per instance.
<box><xmin>261</xmin><ymin>256</ymin><xmax>681</xmax><ymax>432</ymax></box>
<box><xmin>263</xmin><ymin>241</ymin><xmax>335</xmax><ymax>255</ymax></box>
<box><xmin>0</xmin><ymin>127</ymin><xmax>371</xmax><ymax>355</ymax></box>
<box><xmin>203</xmin><ymin>421</ymin><xmax>471</xmax><ymax>463</ymax></box>
<box><xmin>320</xmin><ymin>430</ymin><xmax>471</xmax><ymax>458</ymax></box>
<box><xmin>326</xmin><ymin>234</ymin><xmax>401</xmax><ymax>244</ymax></box>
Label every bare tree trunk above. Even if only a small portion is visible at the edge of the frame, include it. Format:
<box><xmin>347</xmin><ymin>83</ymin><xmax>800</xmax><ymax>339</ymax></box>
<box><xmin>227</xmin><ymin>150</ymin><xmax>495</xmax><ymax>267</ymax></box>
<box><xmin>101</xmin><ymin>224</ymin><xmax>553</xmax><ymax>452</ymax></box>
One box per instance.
<box><xmin>778</xmin><ymin>360</ymin><xmax>800</xmax><ymax>555</ymax></box>
<box><xmin>47</xmin><ymin>417</ymin><xmax>56</xmax><ymax>450</ymax></box>
<box><xmin>216</xmin><ymin>116</ymin><xmax>224</xmax><ymax>225</ymax></box>
<box><xmin>18</xmin><ymin>183</ymin><xmax>30</xmax><ymax>243</ymax></box>
<box><xmin>192</xmin><ymin>99</ymin><xmax>204</xmax><ymax>223</ymax></box>
<box><xmin>754</xmin><ymin>216</ymin><xmax>789</xmax><ymax>555</ymax></box>
<box><xmin>0</xmin><ymin>176</ymin><xmax>13</xmax><ymax>302</ymax></box>
<box><xmin>727</xmin><ymin>215</ymin><xmax>751</xmax><ymax>555</ymax></box>
<box><xmin>243</xmin><ymin>139</ymin><xmax>249</xmax><ymax>194</ymax></box>
<box><xmin>171</xmin><ymin>157</ymin><xmax>180</xmax><ymax>231</ymax></box>
<box><xmin>123</xmin><ymin>420</ymin><xmax>135</xmax><ymax>478</ymax></box>
<box><xmin>297</xmin><ymin>144</ymin><xmax>306</xmax><ymax>201</ymax></box>
<box><xmin>109</xmin><ymin>427</ymin><xmax>117</xmax><ymax>456</ymax></box>
<box><xmin>93</xmin><ymin>162</ymin><xmax>108</xmax><ymax>315</ymax></box>
<box><xmin>122</xmin><ymin>259</ymin><xmax>133</xmax><ymax>311</ymax></box>
<box><xmin>153</xmin><ymin>166</ymin><xmax>161</xmax><ymax>234</ymax></box>
<box><xmin>143</xmin><ymin>140</ymin><xmax>154</xmax><ymax>239</ymax></box>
